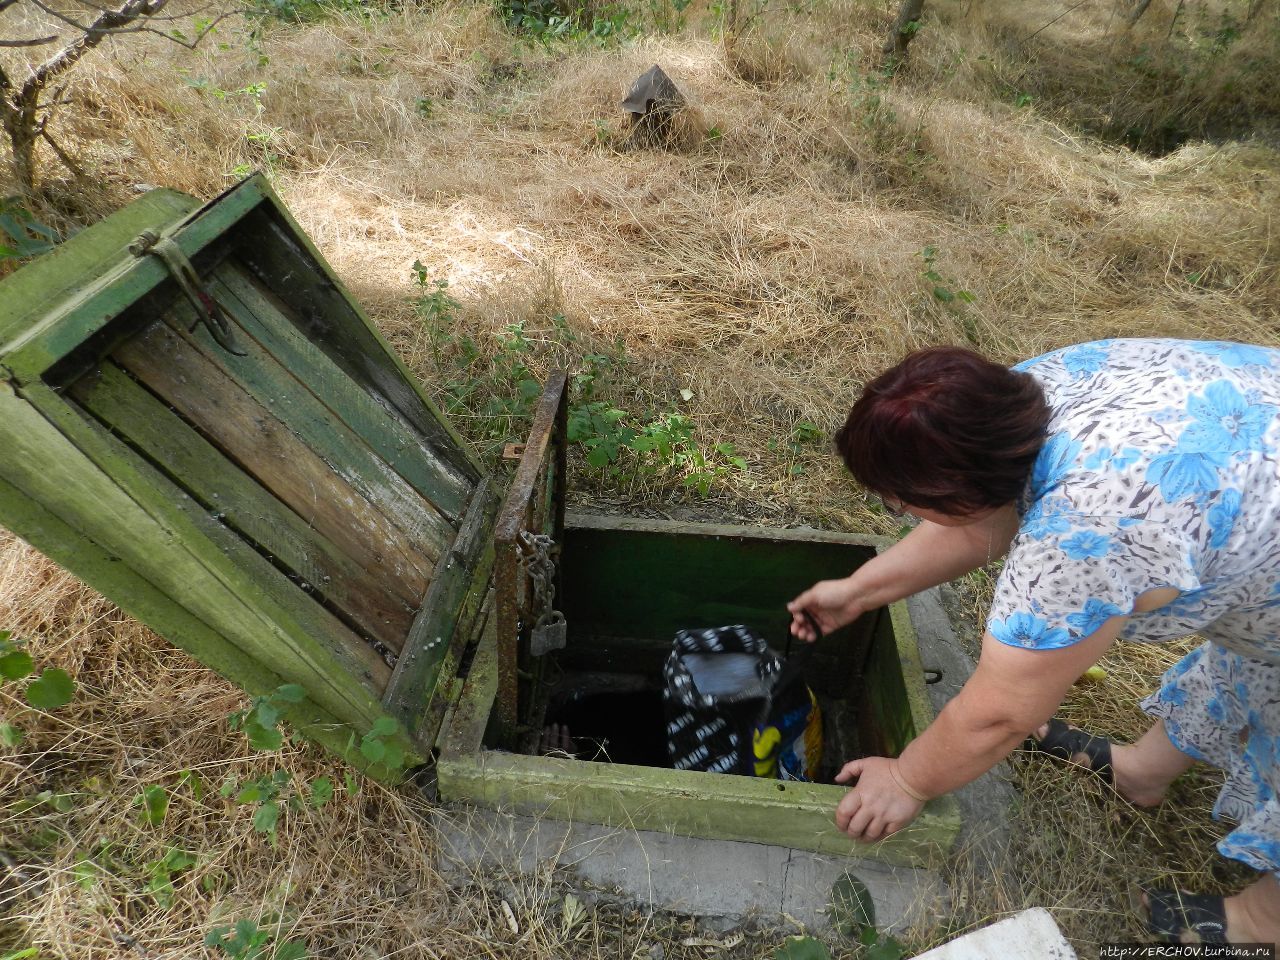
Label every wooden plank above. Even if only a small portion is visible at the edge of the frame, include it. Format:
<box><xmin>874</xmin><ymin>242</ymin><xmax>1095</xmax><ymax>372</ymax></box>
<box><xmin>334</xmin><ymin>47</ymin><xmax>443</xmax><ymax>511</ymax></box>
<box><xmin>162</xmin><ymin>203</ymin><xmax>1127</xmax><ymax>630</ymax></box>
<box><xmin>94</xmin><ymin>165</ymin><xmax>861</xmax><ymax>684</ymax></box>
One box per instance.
<box><xmin>69</xmin><ymin>361</ymin><xmax>415</xmax><ymax>652</ymax></box>
<box><xmin>24</xmin><ymin>379</ymin><xmax>393</xmax><ymax>694</ymax></box>
<box><xmin>113</xmin><ymin>320</ymin><xmax>435</xmax><ymax>602</ymax></box>
<box><xmin>436</xmin><ymin>750</ymin><xmax>961</xmax><ymax>867</ymax></box>
<box><xmin>210</xmin><ymin>264</ymin><xmax>473</xmax><ymax>520</ymax></box>
<box><xmin>438</xmin><ymin>609</ymin><xmax>498</xmax><ymax>760</ymax></box>
<box><xmin>0</xmin><ymin>380</ymin><xmax>390</xmax><ymax>724</ymax></box>
<box><xmin>383</xmin><ymin>478</ymin><xmax>498</xmax><ymax>747</ymax></box>
<box><xmin>157</xmin><ymin>297</ymin><xmax>456</xmax><ymax>566</ymax></box>
<box><xmin>232</xmin><ymin>188</ymin><xmax>483</xmax><ymax>482</ymax></box>
<box><xmin>0</xmin><ymin>179</ymin><xmax>270</xmax><ymax>382</ymax></box>
<box><xmin>0</xmin><ymin>469</ymin><xmax>423</xmax><ymax>779</ymax></box>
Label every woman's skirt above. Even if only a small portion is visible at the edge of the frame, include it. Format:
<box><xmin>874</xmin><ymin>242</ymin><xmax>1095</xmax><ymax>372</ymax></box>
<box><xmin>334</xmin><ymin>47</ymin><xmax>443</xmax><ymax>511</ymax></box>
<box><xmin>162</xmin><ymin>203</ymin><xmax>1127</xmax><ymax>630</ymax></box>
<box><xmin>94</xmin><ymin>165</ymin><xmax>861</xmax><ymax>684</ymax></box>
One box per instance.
<box><xmin>1143</xmin><ymin>640</ymin><xmax>1280</xmax><ymax>875</ymax></box>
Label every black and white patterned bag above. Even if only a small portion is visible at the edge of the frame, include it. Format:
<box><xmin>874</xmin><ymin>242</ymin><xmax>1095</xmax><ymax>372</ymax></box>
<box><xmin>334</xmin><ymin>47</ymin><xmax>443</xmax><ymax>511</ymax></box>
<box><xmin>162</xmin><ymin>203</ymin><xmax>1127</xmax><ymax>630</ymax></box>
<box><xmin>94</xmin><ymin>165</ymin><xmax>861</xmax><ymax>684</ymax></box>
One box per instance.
<box><xmin>663</xmin><ymin>624</ymin><xmax>783</xmax><ymax>775</ymax></box>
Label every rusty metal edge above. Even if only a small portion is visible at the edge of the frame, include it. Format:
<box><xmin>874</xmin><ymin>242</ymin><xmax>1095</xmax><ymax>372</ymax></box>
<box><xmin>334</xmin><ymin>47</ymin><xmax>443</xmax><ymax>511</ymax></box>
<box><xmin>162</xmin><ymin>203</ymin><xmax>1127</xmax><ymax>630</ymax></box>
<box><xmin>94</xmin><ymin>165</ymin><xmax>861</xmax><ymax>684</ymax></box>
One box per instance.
<box><xmin>493</xmin><ymin>370</ymin><xmax>568</xmax><ymax>741</ymax></box>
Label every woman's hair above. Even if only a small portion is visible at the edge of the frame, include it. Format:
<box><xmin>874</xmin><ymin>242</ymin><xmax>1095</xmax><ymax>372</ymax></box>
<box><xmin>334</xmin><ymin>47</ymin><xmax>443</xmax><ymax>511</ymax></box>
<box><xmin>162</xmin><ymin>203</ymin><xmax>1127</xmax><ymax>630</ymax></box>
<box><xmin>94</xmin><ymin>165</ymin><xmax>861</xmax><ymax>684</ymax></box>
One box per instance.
<box><xmin>835</xmin><ymin>346</ymin><xmax>1051</xmax><ymax>515</ymax></box>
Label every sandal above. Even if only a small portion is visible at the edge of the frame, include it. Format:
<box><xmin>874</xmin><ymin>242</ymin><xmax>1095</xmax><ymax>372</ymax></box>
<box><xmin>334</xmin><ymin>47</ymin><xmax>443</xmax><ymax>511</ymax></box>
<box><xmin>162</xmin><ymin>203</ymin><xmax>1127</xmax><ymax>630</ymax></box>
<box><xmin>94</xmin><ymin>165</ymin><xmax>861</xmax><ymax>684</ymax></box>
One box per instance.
<box><xmin>1026</xmin><ymin>717</ymin><xmax>1114</xmax><ymax>782</ymax></box>
<box><xmin>1140</xmin><ymin>887</ymin><xmax>1228</xmax><ymax>944</ymax></box>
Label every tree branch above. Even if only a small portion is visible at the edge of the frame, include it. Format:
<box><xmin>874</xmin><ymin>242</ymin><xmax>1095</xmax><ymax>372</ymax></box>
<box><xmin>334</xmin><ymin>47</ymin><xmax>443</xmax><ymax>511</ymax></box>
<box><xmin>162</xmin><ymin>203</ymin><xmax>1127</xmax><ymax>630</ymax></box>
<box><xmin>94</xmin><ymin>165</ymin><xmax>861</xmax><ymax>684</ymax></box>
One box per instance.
<box><xmin>21</xmin><ymin>0</ymin><xmax>164</xmax><ymax>103</ymax></box>
<box><xmin>0</xmin><ymin>36</ymin><xmax>60</xmax><ymax>46</ymax></box>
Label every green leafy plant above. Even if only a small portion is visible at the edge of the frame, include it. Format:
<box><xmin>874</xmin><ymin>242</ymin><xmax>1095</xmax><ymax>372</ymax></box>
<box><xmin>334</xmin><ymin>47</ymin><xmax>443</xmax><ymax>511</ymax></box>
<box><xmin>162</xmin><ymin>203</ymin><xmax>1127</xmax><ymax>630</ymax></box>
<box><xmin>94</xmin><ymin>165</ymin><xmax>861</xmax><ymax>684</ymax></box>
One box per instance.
<box><xmin>0</xmin><ymin>199</ymin><xmax>58</xmax><ymax>262</ymax></box>
<box><xmin>205</xmin><ymin>919</ymin><xmax>307</xmax><ymax>960</ymax></box>
<box><xmin>357</xmin><ymin>715</ymin><xmax>406</xmax><ymax>770</ymax></box>
<box><xmin>134</xmin><ymin>784</ymin><xmax>169</xmax><ymax>827</ymax></box>
<box><xmin>229</xmin><ymin>683</ymin><xmax>306</xmax><ymax>752</ymax></box>
<box><xmin>229</xmin><ymin>769</ymin><xmax>293</xmax><ymax>839</ymax></box>
<box><xmin>0</xmin><ymin>632</ymin><xmax>76</xmax><ymax>710</ymax></box>
<box><xmin>144</xmin><ymin>847</ymin><xmax>196</xmax><ymax>906</ymax></box>
<box><xmin>773</xmin><ymin>937</ymin><xmax>831</xmax><ymax>960</ymax></box>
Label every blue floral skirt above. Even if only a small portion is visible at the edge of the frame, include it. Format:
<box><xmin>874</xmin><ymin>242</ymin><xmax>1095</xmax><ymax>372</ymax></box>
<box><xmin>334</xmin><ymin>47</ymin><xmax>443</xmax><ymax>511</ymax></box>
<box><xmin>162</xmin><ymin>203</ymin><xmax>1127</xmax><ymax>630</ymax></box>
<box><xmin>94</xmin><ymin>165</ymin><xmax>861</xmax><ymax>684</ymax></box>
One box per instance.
<box><xmin>1142</xmin><ymin>641</ymin><xmax>1280</xmax><ymax>875</ymax></box>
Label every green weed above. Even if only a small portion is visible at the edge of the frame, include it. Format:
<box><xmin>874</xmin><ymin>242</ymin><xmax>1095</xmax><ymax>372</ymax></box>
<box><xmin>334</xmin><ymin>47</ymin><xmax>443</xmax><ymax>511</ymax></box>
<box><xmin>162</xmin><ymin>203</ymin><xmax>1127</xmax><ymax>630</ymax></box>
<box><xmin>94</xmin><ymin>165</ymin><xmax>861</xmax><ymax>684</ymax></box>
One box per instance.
<box><xmin>229</xmin><ymin>683</ymin><xmax>306</xmax><ymax>752</ymax></box>
<box><xmin>206</xmin><ymin>919</ymin><xmax>307</xmax><ymax>960</ymax></box>
<box><xmin>0</xmin><ymin>631</ymin><xmax>76</xmax><ymax>710</ymax></box>
<box><xmin>0</xmin><ymin>200</ymin><xmax>58</xmax><ymax>263</ymax></box>
<box><xmin>411</xmin><ymin>266</ymin><xmax>747</xmax><ymax>496</ymax></box>
<box><xmin>144</xmin><ymin>848</ymin><xmax>197</xmax><ymax>906</ymax></box>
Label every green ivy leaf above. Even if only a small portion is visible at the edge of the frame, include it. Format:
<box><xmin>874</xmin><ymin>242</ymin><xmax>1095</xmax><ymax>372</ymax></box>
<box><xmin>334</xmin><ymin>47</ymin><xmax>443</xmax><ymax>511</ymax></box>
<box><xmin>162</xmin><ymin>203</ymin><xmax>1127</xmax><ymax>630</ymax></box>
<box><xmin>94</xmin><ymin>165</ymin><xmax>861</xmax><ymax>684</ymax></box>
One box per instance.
<box><xmin>246</xmin><ymin>720</ymin><xmax>284</xmax><ymax>752</ymax></box>
<box><xmin>274</xmin><ymin>939</ymin><xmax>309</xmax><ymax>960</ymax></box>
<box><xmin>135</xmin><ymin>785</ymin><xmax>168</xmax><ymax>826</ymax></box>
<box><xmin>25</xmin><ymin>668</ymin><xmax>75</xmax><ymax>709</ymax></box>
<box><xmin>369</xmin><ymin>715</ymin><xmax>398</xmax><ymax>737</ymax></box>
<box><xmin>309</xmin><ymin>776</ymin><xmax>333</xmax><ymax>808</ymax></box>
<box><xmin>359</xmin><ymin>737</ymin><xmax>387</xmax><ymax>763</ymax></box>
<box><xmin>866</xmin><ymin>934</ymin><xmax>907</xmax><ymax>960</ymax></box>
<box><xmin>1</xmin><ymin>723</ymin><xmax>22</xmax><ymax>747</ymax></box>
<box><xmin>253</xmin><ymin>800</ymin><xmax>280</xmax><ymax>834</ymax></box>
<box><xmin>236</xmin><ymin>783</ymin><xmax>264</xmax><ymax>804</ymax></box>
<box><xmin>0</xmin><ymin>651</ymin><xmax>34</xmax><ymax>681</ymax></box>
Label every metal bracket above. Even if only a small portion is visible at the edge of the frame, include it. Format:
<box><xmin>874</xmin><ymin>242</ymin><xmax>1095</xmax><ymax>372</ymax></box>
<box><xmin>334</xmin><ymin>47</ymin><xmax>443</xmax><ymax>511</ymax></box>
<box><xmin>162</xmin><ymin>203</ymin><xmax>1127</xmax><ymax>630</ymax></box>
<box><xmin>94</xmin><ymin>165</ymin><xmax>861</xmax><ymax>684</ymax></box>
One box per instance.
<box><xmin>130</xmin><ymin>229</ymin><xmax>246</xmax><ymax>356</ymax></box>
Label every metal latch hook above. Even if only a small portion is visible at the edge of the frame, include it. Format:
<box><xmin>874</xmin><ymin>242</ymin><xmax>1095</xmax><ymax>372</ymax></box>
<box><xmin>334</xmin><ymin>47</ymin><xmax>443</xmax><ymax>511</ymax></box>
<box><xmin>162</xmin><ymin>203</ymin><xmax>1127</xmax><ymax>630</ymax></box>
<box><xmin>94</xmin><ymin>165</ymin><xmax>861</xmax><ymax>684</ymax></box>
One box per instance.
<box><xmin>130</xmin><ymin>230</ymin><xmax>247</xmax><ymax>356</ymax></box>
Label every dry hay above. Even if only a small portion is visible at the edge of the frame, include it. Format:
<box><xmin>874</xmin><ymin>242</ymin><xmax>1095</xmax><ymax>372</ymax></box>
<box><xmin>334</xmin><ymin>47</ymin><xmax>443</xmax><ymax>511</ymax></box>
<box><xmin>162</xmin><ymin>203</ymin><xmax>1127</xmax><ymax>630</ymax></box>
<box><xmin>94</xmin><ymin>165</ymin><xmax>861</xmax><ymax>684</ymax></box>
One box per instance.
<box><xmin>2</xmin><ymin>0</ymin><xmax>1280</xmax><ymax>954</ymax></box>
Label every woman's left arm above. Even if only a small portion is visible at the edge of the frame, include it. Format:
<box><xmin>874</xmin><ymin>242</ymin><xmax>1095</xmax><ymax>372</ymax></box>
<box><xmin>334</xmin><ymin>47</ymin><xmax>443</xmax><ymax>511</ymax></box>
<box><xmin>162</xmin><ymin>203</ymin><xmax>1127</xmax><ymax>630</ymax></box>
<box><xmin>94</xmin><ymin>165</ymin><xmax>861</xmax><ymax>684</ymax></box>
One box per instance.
<box><xmin>835</xmin><ymin>614</ymin><xmax>1128</xmax><ymax>842</ymax></box>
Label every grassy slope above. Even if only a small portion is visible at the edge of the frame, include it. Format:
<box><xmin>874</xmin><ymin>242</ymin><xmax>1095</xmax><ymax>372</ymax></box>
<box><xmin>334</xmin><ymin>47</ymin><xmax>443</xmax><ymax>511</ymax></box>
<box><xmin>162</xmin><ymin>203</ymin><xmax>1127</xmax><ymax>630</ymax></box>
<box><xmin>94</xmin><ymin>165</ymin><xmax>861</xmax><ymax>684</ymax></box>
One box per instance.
<box><xmin>2</xmin><ymin>0</ymin><xmax>1279</xmax><ymax>955</ymax></box>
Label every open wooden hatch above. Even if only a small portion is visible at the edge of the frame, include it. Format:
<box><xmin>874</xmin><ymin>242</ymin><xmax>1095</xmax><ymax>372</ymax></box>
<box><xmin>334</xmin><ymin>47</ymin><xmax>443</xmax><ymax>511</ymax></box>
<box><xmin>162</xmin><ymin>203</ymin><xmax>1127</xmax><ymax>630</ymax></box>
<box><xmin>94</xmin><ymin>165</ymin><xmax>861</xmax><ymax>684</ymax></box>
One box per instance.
<box><xmin>0</xmin><ymin>176</ymin><xmax>495</xmax><ymax>772</ymax></box>
<box><xmin>441</xmin><ymin>378</ymin><xmax>962</xmax><ymax>866</ymax></box>
<box><xmin>0</xmin><ymin>179</ymin><xmax>960</xmax><ymax>864</ymax></box>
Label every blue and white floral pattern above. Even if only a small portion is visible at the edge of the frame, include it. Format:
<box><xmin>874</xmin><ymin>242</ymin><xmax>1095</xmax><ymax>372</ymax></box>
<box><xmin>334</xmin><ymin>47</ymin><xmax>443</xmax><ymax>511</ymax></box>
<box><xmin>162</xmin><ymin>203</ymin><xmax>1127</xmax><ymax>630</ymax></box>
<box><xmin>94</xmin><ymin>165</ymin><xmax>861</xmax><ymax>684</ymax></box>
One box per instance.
<box><xmin>997</xmin><ymin>338</ymin><xmax>1280</xmax><ymax>874</ymax></box>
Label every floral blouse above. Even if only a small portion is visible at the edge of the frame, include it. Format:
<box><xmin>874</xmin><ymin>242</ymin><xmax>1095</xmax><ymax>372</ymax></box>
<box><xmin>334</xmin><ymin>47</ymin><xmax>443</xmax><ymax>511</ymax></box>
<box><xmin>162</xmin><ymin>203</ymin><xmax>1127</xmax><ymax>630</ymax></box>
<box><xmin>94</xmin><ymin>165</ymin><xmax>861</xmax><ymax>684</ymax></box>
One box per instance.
<box><xmin>987</xmin><ymin>339</ymin><xmax>1280</xmax><ymax>661</ymax></box>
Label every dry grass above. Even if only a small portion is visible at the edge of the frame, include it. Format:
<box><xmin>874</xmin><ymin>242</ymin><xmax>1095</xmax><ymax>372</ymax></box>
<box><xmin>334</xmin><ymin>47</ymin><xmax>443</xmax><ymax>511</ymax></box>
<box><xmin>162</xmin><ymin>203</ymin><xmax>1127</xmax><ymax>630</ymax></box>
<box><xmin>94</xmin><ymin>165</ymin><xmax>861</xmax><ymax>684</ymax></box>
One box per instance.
<box><xmin>2</xmin><ymin>0</ymin><xmax>1280</xmax><ymax>954</ymax></box>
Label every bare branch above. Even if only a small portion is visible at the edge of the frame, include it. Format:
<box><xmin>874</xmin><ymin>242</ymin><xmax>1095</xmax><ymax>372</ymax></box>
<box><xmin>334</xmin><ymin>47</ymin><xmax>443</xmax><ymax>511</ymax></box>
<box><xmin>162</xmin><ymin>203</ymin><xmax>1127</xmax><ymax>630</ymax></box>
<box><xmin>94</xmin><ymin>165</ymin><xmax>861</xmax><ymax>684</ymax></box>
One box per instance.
<box><xmin>40</xmin><ymin>127</ymin><xmax>85</xmax><ymax>178</ymax></box>
<box><xmin>22</xmin><ymin>0</ymin><xmax>162</xmax><ymax>101</ymax></box>
<box><xmin>0</xmin><ymin>36</ymin><xmax>60</xmax><ymax>47</ymax></box>
<box><xmin>1127</xmin><ymin>0</ymin><xmax>1153</xmax><ymax>26</ymax></box>
<box><xmin>136</xmin><ymin>10</ymin><xmax>234</xmax><ymax>47</ymax></box>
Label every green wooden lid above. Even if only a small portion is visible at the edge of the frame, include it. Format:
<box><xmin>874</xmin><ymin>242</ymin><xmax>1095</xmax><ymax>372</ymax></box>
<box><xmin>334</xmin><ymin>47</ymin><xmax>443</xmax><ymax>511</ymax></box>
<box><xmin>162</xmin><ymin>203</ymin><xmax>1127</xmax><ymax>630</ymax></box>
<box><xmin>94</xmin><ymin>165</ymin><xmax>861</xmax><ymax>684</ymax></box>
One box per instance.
<box><xmin>0</xmin><ymin>175</ymin><xmax>497</xmax><ymax>766</ymax></box>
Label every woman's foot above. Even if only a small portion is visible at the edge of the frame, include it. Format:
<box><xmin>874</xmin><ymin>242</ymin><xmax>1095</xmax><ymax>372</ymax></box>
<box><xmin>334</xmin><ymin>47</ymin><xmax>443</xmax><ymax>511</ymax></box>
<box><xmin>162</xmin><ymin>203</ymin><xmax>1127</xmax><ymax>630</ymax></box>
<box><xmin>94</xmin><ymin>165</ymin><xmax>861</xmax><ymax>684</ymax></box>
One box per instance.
<box><xmin>1141</xmin><ymin>877</ymin><xmax>1280</xmax><ymax>945</ymax></box>
<box><xmin>1139</xmin><ymin>888</ymin><xmax>1227</xmax><ymax>943</ymax></box>
<box><xmin>1031</xmin><ymin>719</ymin><xmax>1182</xmax><ymax>807</ymax></box>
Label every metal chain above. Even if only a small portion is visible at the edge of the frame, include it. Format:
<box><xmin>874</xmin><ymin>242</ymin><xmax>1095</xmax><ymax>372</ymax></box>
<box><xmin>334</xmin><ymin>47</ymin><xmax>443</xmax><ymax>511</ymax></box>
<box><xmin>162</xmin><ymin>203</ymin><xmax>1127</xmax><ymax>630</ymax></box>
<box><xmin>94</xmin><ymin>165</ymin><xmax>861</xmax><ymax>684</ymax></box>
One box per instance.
<box><xmin>517</xmin><ymin>529</ymin><xmax>564</xmax><ymax>629</ymax></box>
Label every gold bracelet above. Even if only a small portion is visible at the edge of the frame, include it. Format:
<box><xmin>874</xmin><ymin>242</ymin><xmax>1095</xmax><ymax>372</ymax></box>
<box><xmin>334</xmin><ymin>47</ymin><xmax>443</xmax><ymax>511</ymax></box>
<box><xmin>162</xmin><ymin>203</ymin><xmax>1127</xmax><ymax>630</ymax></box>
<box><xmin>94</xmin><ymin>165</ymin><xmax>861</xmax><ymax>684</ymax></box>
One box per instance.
<box><xmin>888</xmin><ymin>761</ymin><xmax>929</xmax><ymax>803</ymax></box>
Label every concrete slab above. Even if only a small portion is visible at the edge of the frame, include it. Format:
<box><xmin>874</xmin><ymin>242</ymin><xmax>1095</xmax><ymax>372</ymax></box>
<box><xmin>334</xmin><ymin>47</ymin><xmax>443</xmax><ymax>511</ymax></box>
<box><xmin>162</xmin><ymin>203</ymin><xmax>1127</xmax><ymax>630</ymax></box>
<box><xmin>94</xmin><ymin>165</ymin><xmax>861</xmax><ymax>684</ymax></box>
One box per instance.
<box><xmin>431</xmin><ymin>574</ymin><xmax>1014</xmax><ymax>934</ymax></box>
<box><xmin>911</xmin><ymin>908</ymin><xmax>1076</xmax><ymax>960</ymax></box>
<box><xmin>433</xmin><ymin>806</ymin><xmax>946</xmax><ymax>932</ymax></box>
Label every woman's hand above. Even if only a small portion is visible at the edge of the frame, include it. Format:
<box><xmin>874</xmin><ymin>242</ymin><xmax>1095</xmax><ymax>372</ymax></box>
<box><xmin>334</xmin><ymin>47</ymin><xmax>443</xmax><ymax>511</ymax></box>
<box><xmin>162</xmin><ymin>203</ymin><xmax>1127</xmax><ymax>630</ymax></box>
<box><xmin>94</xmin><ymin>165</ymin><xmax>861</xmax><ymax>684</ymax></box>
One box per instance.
<box><xmin>833</xmin><ymin>756</ymin><xmax>925</xmax><ymax>842</ymax></box>
<box><xmin>787</xmin><ymin>577</ymin><xmax>866</xmax><ymax>640</ymax></box>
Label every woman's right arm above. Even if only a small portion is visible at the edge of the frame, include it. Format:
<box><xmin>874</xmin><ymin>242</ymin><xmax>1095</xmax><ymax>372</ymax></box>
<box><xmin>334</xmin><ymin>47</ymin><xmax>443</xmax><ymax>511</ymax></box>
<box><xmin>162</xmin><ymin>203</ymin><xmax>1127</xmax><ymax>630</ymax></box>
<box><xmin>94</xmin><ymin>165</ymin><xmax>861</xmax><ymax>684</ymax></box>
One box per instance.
<box><xmin>788</xmin><ymin>506</ymin><xmax>1018</xmax><ymax>639</ymax></box>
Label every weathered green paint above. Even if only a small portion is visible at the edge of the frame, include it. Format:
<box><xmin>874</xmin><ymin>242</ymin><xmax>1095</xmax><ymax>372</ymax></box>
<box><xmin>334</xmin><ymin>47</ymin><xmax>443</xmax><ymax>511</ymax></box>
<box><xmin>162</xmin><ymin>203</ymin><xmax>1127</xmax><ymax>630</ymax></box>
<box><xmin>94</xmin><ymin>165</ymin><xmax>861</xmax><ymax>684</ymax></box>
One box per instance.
<box><xmin>437</xmin><ymin>749</ymin><xmax>959</xmax><ymax>868</ymax></box>
<box><xmin>383</xmin><ymin>478</ymin><xmax>498</xmax><ymax>748</ymax></box>
<box><xmin>438</xmin><ymin>609</ymin><xmax>499</xmax><ymax>762</ymax></box>
<box><xmin>557</xmin><ymin>516</ymin><xmax>888</xmax><ymax>719</ymax></box>
<box><xmin>114</xmin><ymin>319</ymin><xmax>436</xmax><ymax>600</ymax></box>
<box><xmin>232</xmin><ymin>194</ymin><xmax>483</xmax><ymax>484</ymax></box>
<box><xmin>0</xmin><ymin>469</ymin><xmax>416</xmax><ymax>779</ymax></box>
<box><xmin>0</xmin><ymin>178</ymin><xmax>482</xmax><ymax>779</ymax></box>
<box><xmin>158</xmin><ymin>297</ymin><xmax>456</xmax><ymax>565</ymax></box>
<box><xmin>211</xmin><ymin>266</ymin><xmax>473</xmax><ymax>520</ymax></box>
<box><xmin>0</xmin><ymin>180</ymin><xmax>271</xmax><ymax>382</ymax></box>
<box><xmin>434</xmin><ymin>512</ymin><xmax>961</xmax><ymax>864</ymax></box>
<box><xmin>69</xmin><ymin>361</ymin><xmax>415</xmax><ymax>650</ymax></box>
<box><xmin>13</xmin><ymin>381</ymin><xmax>393</xmax><ymax>706</ymax></box>
<box><xmin>0</xmin><ymin>189</ymin><xmax>199</xmax><ymax>365</ymax></box>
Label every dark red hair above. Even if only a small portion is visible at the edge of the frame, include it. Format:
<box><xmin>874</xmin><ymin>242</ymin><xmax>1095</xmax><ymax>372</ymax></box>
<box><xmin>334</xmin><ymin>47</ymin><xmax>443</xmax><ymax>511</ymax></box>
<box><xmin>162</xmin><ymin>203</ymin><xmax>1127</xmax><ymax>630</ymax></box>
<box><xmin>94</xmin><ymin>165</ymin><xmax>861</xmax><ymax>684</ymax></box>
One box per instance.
<box><xmin>836</xmin><ymin>347</ymin><xmax>1050</xmax><ymax>515</ymax></box>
